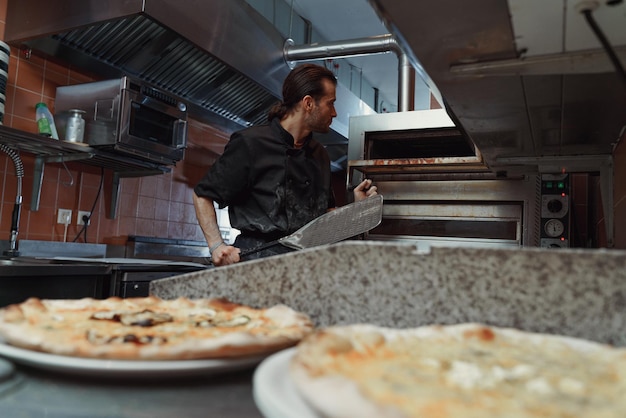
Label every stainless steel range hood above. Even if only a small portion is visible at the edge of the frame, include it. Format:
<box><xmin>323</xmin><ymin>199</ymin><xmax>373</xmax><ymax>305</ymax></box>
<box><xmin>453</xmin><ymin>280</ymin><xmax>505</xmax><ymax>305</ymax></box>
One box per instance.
<box><xmin>369</xmin><ymin>0</ymin><xmax>626</xmax><ymax>174</ymax></box>
<box><xmin>5</xmin><ymin>0</ymin><xmax>289</xmax><ymax>133</ymax></box>
<box><xmin>6</xmin><ymin>0</ymin><xmax>403</xmax><ymax>171</ymax></box>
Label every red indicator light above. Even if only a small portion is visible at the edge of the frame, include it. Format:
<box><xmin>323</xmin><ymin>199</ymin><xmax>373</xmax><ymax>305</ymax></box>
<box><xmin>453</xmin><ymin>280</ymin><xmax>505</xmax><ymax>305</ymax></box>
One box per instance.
<box><xmin>560</xmin><ymin>237</ymin><xmax>565</xmax><ymax>241</ymax></box>
<box><xmin>561</xmin><ymin>192</ymin><xmax>566</xmax><ymax>197</ymax></box>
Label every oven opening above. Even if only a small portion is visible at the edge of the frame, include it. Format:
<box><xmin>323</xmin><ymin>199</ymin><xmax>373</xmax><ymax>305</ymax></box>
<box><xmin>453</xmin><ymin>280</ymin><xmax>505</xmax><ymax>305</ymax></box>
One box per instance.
<box><xmin>129</xmin><ymin>102</ymin><xmax>177</xmax><ymax>146</ymax></box>
<box><xmin>367</xmin><ymin>200</ymin><xmax>523</xmax><ymax>244</ymax></box>
<box><xmin>371</xmin><ymin>218</ymin><xmax>519</xmax><ymax>240</ymax></box>
<box><xmin>365</xmin><ymin>127</ymin><xmax>476</xmax><ymax>159</ymax></box>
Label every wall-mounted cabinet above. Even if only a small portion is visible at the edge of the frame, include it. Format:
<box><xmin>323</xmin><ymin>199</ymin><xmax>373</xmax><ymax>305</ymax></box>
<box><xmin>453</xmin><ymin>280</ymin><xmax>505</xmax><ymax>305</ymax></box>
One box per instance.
<box><xmin>0</xmin><ymin>126</ymin><xmax>170</xmax><ymax>218</ymax></box>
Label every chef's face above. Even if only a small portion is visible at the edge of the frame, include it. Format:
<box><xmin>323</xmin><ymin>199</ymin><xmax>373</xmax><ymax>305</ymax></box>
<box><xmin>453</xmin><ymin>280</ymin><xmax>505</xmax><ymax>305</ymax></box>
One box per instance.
<box><xmin>307</xmin><ymin>79</ymin><xmax>337</xmax><ymax>134</ymax></box>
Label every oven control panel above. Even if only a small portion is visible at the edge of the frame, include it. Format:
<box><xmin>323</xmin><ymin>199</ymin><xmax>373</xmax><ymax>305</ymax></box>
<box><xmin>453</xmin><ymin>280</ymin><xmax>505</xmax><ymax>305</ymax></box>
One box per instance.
<box><xmin>540</xmin><ymin>174</ymin><xmax>570</xmax><ymax>248</ymax></box>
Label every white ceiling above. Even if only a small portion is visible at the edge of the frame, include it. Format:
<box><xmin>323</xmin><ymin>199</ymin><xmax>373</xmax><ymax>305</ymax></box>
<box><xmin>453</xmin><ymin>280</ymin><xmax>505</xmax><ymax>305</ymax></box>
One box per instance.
<box><xmin>287</xmin><ymin>0</ymin><xmax>626</xmax><ymax>113</ymax></box>
<box><xmin>509</xmin><ymin>0</ymin><xmax>626</xmax><ymax>56</ymax></box>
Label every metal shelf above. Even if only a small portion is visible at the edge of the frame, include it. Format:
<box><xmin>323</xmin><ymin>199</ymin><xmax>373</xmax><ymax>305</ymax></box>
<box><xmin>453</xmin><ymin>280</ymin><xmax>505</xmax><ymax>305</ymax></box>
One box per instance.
<box><xmin>0</xmin><ymin>125</ymin><xmax>171</xmax><ymax>218</ymax></box>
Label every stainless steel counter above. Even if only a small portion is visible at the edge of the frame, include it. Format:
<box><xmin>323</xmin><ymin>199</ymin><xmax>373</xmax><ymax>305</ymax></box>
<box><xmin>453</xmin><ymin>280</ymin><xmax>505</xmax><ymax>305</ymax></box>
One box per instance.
<box><xmin>0</xmin><ymin>257</ymin><xmax>113</xmax><ymax>308</ymax></box>
<box><xmin>0</xmin><ymin>238</ymin><xmax>211</xmax><ymax>303</ymax></box>
<box><xmin>0</xmin><ymin>363</ymin><xmax>262</xmax><ymax>418</ymax></box>
<box><xmin>0</xmin><ymin>257</ymin><xmax>113</xmax><ymax>276</ymax></box>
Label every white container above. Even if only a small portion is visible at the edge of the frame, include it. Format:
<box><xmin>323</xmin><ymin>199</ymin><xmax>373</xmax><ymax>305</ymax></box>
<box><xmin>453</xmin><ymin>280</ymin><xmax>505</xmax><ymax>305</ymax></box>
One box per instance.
<box><xmin>35</xmin><ymin>102</ymin><xmax>59</xmax><ymax>139</ymax></box>
<box><xmin>65</xmin><ymin>109</ymin><xmax>86</xmax><ymax>143</ymax></box>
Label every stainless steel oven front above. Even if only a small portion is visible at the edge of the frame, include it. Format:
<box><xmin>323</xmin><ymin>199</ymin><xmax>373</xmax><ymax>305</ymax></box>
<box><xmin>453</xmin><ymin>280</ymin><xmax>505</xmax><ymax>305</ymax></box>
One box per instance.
<box><xmin>55</xmin><ymin>76</ymin><xmax>188</xmax><ymax>165</ymax></box>
<box><xmin>347</xmin><ymin>110</ymin><xmax>541</xmax><ymax>249</ymax></box>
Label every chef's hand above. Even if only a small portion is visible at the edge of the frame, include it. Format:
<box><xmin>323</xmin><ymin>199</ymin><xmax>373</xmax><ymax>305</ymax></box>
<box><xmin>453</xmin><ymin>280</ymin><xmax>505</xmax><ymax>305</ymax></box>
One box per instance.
<box><xmin>353</xmin><ymin>178</ymin><xmax>378</xmax><ymax>202</ymax></box>
<box><xmin>210</xmin><ymin>243</ymin><xmax>241</xmax><ymax>266</ymax></box>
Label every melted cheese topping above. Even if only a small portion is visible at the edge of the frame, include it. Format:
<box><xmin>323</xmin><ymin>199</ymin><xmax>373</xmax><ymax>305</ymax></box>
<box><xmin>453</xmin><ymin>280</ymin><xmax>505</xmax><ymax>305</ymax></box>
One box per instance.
<box><xmin>0</xmin><ymin>297</ymin><xmax>313</xmax><ymax>359</ymax></box>
<box><xmin>293</xmin><ymin>324</ymin><xmax>626</xmax><ymax>418</ymax></box>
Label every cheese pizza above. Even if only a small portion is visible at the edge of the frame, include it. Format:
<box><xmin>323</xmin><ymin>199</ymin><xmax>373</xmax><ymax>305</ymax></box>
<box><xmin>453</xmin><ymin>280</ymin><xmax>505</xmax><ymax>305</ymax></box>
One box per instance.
<box><xmin>289</xmin><ymin>323</ymin><xmax>626</xmax><ymax>418</ymax></box>
<box><xmin>0</xmin><ymin>296</ymin><xmax>313</xmax><ymax>360</ymax></box>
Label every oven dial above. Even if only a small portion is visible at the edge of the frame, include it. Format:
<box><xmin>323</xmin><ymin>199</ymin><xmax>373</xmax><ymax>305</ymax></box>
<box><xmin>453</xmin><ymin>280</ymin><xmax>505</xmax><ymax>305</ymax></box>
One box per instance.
<box><xmin>544</xmin><ymin>219</ymin><xmax>564</xmax><ymax>237</ymax></box>
<box><xmin>541</xmin><ymin>195</ymin><xmax>569</xmax><ymax>218</ymax></box>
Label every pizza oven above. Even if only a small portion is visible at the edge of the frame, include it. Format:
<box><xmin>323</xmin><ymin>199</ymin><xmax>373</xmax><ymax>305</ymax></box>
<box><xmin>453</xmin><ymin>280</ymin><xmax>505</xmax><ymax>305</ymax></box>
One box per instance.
<box><xmin>347</xmin><ymin>110</ymin><xmax>542</xmax><ymax>249</ymax></box>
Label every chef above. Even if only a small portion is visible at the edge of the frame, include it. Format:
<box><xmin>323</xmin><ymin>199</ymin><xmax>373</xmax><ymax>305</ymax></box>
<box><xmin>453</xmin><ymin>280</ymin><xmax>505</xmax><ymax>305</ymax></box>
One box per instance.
<box><xmin>193</xmin><ymin>63</ymin><xmax>377</xmax><ymax>266</ymax></box>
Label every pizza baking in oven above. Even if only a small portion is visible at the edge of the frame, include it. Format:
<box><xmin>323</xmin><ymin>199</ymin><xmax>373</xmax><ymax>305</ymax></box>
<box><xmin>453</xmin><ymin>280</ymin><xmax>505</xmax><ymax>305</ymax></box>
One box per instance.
<box><xmin>289</xmin><ymin>323</ymin><xmax>626</xmax><ymax>418</ymax></box>
<box><xmin>0</xmin><ymin>296</ymin><xmax>313</xmax><ymax>360</ymax></box>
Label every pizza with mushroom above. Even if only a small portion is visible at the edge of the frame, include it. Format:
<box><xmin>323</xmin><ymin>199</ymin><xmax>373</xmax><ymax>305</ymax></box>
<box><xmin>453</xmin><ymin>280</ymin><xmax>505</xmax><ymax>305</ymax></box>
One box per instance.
<box><xmin>0</xmin><ymin>296</ymin><xmax>313</xmax><ymax>360</ymax></box>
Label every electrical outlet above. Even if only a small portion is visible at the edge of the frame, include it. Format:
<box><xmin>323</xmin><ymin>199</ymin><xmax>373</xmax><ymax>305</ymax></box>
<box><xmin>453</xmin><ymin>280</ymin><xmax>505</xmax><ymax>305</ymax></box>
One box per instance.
<box><xmin>57</xmin><ymin>209</ymin><xmax>72</xmax><ymax>224</ymax></box>
<box><xmin>77</xmin><ymin>210</ymin><xmax>91</xmax><ymax>225</ymax></box>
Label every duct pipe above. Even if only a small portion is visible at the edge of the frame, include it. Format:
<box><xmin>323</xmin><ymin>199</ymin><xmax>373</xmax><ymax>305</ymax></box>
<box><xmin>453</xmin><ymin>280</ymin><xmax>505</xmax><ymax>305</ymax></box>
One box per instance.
<box><xmin>398</xmin><ymin>53</ymin><xmax>411</xmax><ymax>112</ymax></box>
<box><xmin>284</xmin><ymin>34</ymin><xmax>411</xmax><ymax>112</ymax></box>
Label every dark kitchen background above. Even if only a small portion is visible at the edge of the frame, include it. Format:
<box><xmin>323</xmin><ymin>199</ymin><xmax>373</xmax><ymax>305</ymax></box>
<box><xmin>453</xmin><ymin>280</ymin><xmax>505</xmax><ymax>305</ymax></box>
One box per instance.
<box><xmin>0</xmin><ymin>0</ymin><xmax>624</xmax><ymax>249</ymax></box>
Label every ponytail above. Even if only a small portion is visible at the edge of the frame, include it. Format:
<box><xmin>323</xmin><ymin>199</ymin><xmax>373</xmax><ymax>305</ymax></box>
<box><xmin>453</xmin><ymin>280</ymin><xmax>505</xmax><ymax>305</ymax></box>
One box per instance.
<box><xmin>268</xmin><ymin>64</ymin><xmax>336</xmax><ymax>122</ymax></box>
<box><xmin>268</xmin><ymin>101</ymin><xmax>288</xmax><ymax>122</ymax></box>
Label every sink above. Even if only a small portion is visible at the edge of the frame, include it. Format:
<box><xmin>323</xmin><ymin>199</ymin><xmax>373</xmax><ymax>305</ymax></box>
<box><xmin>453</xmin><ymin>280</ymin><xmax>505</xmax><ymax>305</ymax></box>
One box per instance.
<box><xmin>0</xmin><ymin>257</ymin><xmax>58</xmax><ymax>266</ymax></box>
<box><xmin>0</xmin><ymin>259</ymin><xmax>21</xmax><ymax>266</ymax></box>
<box><xmin>0</xmin><ymin>256</ymin><xmax>113</xmax><ymax>278</ymax></box>
<box><xmin>49</xmin><ymin>256</ymin><xmax>208</xmax><ymax>268</ymax></box>
<box><xmin>0</xmin><ymin>256</ymin><xmax>114</xmax><ymax>308</ymax></box>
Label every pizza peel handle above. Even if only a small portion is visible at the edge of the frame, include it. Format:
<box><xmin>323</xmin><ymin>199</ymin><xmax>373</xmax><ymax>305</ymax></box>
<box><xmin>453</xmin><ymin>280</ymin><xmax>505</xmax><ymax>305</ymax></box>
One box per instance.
<box><xmin>239</xmin><ymin>194</ymin><xmax>383</xmax><ymax>257</ymax></box>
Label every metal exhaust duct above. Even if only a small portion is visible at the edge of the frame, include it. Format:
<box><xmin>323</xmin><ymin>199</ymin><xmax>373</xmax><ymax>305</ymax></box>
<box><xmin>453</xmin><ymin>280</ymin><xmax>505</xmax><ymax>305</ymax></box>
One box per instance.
<box><xmin>4</xmin><ymin>0</ymin><xmax>292</xmax><ymax>132</ymax></box>
<box><xmin>4</xmin><ymin>0</ymin><xmax>424</xmax><ymax>170</ymax></box>
<box><xmin>284</xmin><ymin>34</ymin><xmax>412</xmax><ymax>112</ymax></box>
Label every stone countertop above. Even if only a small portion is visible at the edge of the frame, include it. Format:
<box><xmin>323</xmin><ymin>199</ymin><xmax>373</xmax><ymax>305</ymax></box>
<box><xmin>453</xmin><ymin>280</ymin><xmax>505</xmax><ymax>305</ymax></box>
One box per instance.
<box><xmin>151</xmin><ymin>241</ymin><xmax>626</xmax><ymax>346</ymax></box>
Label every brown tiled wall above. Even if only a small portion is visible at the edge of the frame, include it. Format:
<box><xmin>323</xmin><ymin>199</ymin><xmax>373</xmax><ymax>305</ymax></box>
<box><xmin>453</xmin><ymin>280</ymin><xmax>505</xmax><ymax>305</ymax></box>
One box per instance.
<box><xmin>0</xmin><ymin>1</ymin><xmax>228</xmax><ymax>245</ymax></box>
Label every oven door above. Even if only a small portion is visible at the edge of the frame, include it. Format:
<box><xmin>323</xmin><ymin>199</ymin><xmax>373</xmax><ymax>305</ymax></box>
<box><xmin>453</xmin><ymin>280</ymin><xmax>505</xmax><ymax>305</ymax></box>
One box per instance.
<box><xmin>365</xmin><ymin>177</ymin><xmax>539</xmax><ymax>249</ymax></box>
<box><xmin>370</xmin><ymin>201</ymin><xmax>523</xmax><ymax>249</ymax></box>
<box><xmin>117</xmin><ymin>82</ymin><xmax>188</xmax><ymax>164</ymax></box>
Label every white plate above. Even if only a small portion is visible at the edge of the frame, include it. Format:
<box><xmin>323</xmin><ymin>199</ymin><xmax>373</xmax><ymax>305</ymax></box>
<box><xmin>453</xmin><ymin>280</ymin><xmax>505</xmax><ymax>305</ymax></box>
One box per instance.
<box><xmin>253</xmin><ymin>348</ymin><xmax>320</xmax><ymax>418</ymax></box>
<box><xmin>0</xmin><ymin>340</ymin><xmax>265</xmax><ymax>379</ymax></box>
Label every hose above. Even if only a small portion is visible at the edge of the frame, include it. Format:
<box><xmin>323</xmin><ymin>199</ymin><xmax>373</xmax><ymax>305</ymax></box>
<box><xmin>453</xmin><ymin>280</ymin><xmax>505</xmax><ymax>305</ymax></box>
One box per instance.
<box><xmin>0</xmin><ymin>143</ymin><xmax>24</xmax><ymax>256</ymax></box>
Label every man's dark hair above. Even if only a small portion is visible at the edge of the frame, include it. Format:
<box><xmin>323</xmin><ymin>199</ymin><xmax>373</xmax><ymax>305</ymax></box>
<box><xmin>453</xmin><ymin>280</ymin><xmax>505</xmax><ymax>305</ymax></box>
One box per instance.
<box><xmin>268</xmin><ymin>63</ymin><xmax>337</xmax><ymax>122</ymax></box>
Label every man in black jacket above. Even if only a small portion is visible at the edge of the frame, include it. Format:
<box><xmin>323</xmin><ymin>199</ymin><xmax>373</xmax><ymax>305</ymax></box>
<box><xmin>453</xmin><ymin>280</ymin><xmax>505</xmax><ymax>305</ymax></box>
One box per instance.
<box><xmin>193</xmin><ymin>63</ymin><xmax>376</xmax><ymax>266</ymax></box>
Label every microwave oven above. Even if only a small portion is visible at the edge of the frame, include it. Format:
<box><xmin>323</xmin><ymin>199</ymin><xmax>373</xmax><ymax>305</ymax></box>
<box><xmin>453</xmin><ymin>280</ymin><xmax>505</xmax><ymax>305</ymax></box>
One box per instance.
<box><xmin>55</xmin><ymin>76</ymin><xmax>188</xmax><ymax>165</ymax></box>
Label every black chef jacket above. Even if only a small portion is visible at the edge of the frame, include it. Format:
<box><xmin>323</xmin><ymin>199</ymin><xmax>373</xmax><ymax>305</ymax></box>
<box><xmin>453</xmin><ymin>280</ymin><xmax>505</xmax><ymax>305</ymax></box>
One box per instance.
<box><xmin>194</xmin><ymin>118</ymin><xmax>335</xmax><ymax>257</ymax></box>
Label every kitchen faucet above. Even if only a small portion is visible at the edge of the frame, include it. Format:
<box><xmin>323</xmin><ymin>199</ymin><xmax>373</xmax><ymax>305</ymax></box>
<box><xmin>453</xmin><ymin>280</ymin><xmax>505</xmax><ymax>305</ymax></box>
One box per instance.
<box><xmin>0</xmin><ymin>144</ymin><xmax>23</xmax><ymax>257</ymax></box>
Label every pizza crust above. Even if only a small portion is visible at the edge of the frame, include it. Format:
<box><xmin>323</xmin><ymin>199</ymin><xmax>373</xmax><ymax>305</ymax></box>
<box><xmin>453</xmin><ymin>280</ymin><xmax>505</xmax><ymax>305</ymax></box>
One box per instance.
<box><xmin>0</xmin><ymin>296</ymin><xmax>313</xmax><ymax>360</ymax></box>
<box><xmin>289</xmin><ymin>323</ymin><xmax>626</xmax><ymax>418</ymax></box>
<box><xmin>290</xmin><ymin>363</ymin><xmax>407</xmax><ymax>418</ymax></box>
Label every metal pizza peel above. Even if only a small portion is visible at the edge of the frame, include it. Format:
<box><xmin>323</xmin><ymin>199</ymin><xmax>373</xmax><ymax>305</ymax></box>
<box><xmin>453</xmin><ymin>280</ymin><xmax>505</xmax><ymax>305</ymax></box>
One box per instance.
<box><xmin>239</xmin><ymin>194</ymin><xmax>383</xmax><ymax>257</ymax></box>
